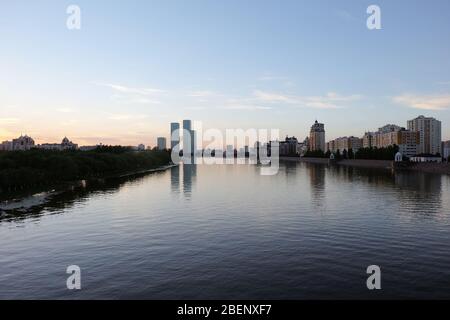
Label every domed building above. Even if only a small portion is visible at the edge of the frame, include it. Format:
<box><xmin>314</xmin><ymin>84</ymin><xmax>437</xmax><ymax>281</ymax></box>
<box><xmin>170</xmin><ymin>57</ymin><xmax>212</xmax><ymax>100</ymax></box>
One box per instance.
<box><xmin>61</xmin><ymin>137</ymin><xmax>78</xmax><ymax>150</ymax></box>
<box><xmin>12</xmin><ymin>135</ymin><xmax>35</xmax><ymax>151</ymax></box>
<box><xmin>38</xmin><ymin>137</ymin><xmax>78</xmax><ymax>150</ymax></box>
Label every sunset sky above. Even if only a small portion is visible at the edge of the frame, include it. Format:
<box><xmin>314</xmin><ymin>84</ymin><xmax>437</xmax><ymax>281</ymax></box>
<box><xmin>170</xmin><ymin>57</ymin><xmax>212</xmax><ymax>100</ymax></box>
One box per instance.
<box><xmin>1</xmin><ymin>0</ymin><xmax>450</xmax><ymax>146</ymax></box>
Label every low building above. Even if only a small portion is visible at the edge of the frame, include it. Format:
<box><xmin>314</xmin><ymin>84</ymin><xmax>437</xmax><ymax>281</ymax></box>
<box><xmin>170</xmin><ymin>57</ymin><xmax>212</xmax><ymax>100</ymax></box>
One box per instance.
<box><xmin>279</xmin><ymin>136</ymin><xmax>300</xmax><ymax>156</ymax></box>
<box><xmin>38</xmin><ymin>137</ymin><xmax>78</xmax><ymax>150</ymax></box>
<box><xmin>327</xmin><ymin>136</ymin><xmax>362</xmax><ymax>153</ymax></box>
<box><xmin>410</xmin><ymin>155</ymin><xmax>442</xmax><ymax>163</ymax></box>
<box><xmin>0</xmin><ymin>141</ymin><xmax>13</xmax><ymax>151</ymax></box>
<box><xmin>1</xmin><ymin>135</ymin><xmax>35</xmax><ymax>151</ymax></box>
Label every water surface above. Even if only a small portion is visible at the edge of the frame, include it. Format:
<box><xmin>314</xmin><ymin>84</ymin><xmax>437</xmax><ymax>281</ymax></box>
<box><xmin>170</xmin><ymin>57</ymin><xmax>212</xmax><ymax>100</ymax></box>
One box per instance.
<box><xmin>1</xmin><ymin>161</ymin><xmax>450</xmax><ymax>299</ymax></box>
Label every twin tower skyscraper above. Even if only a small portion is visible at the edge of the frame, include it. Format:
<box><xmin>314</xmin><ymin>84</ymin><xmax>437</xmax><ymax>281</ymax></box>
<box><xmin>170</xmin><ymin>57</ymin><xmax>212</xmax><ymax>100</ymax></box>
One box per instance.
<box><xmin>170</xmin><ymin>120</ymin><xmax>196</xmax><ymax>156</ymax></box>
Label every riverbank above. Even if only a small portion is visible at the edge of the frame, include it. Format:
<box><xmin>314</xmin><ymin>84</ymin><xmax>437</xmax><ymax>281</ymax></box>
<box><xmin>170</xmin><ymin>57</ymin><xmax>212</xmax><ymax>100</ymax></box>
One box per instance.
<box><xmin>0</xmin><ymin>147</ymin><xmax>171</xmax><ymax>192</ymax></box>
<box><xmin>0</xmin><ymin>164</ymin><xmax>175</xmax><ymax>218</ymax></box>
<box><xmin>281</xmin><ymin>156</ymin><xmax>390</xmax><ymax>169</ymax></box>
<box><xmin>280</xmin><ymin>156</ymin><xmax>450</xmax><ymax>174</ymax></box>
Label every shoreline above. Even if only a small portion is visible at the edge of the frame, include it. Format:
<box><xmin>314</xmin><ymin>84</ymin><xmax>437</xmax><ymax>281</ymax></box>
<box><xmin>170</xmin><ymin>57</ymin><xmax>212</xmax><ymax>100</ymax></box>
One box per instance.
<box><xmin>0</xmin><ymin>164</ymin><xmax>175</xmax><ymax>215</ymax></box>
<box><xmin>280</xmin><ymin>156</ymin><xmax>450</xmax><ymax>174</ymax></box>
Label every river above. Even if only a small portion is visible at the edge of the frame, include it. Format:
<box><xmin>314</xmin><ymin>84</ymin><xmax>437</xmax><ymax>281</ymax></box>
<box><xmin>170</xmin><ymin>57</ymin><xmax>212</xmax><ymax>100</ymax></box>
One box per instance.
<box><xmin>1</xmin><ymin>161</ymin><xmax>450</xmax><ymax>299</ymax></box>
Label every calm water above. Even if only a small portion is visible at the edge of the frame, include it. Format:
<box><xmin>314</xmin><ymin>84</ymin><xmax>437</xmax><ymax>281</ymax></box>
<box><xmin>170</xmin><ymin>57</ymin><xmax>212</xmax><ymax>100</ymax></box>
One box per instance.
<box><xmin>1</xmin><ymin>161</ymin><xmax>450</xmax><ymax>299</ymax></box>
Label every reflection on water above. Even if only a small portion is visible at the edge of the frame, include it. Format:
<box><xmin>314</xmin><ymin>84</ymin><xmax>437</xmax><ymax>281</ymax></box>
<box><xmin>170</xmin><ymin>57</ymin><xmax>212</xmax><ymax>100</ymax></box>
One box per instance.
<box><xmin>1</xmin><ymin>161</ymin><xmax>450</xmax><ymax>299</ymax></box>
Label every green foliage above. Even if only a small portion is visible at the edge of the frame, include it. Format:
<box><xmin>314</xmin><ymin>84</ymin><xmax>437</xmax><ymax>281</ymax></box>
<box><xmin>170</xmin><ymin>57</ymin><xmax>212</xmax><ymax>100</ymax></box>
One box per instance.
<box><xmin>348</xmin><ymin>148</ymin><xmax>354</xmax><ymax>159</ymax></box>
<box><xmin>354</xmin><ymin>145</ymin><xmax>399</xmax><ymax>160</ymax></box>
<box><xmin>303</xmin><ymin>150</ymin><xmax>326</xmax><ymax>158</ymax></box>
<box><xmin>0</xmin><ymin>148</ymin><xmax>171</xmax><ymax>191</ymax></box>
<box><xmin>342</xmin><ymin>149</ymin><xmax>348</xmax><ymax>159</ymax></box>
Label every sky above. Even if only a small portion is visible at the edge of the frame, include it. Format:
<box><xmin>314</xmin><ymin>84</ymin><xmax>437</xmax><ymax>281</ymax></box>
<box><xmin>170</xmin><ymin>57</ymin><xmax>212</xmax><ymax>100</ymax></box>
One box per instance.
<box><xmin>1</xmin><ymin>0</ymin><xmax>450</xmax><ymax>147</ymax></box>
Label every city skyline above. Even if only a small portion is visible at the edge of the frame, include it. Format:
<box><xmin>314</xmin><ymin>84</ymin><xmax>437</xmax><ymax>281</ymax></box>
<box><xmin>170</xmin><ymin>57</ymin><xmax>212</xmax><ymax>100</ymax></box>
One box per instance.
<box><xmin>2</xmin><ymin>0</ymin><xmax>450</xmax><ymax>145</ymax></box>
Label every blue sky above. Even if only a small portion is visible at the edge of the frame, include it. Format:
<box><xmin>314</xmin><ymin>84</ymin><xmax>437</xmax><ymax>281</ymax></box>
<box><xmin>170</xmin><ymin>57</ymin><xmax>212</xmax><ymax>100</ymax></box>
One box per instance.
<box><xmin>1</xmin><ymin>0</ymin><xmax>450</xmax><ymax>146</ymax></box>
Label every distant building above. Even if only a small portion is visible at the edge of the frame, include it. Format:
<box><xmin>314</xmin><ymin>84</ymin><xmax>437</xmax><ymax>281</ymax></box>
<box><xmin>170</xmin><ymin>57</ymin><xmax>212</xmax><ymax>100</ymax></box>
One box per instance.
<box><xmin>191</xmin><ymin>130</ymin><xmax>197</xmax><ymax>155</ymax></box>
<box><xmin>302</xmin><ymin>136</ymin><xmax>310</xmax><ymax>153</ymax></box>
<box><xmin>309</xmin><ymin>120</ymin><xmax>325</xmax><ymax>152</ymax></box>
<box><xmin>327</xmin><ymin>136</ymin><xmax>362</xmax><ymax>153</ymax></box>
<box><xmin>368</xmin><ymin>124</ymin><xmax>419</xmax><ymax>157</ymax></box>
<box><xmin>183</xmin><ymin>119</ymin><xmax>194</xmax><ymax>155</ymax></box>
<box><xmin>373</xmin><ymin>124</ymin><xmax>402</xmax><ymax>148</ymax></box>
<box><xmin>279</xmin><ymin>136</ymin><xmax>302</xmax><ymax>156</ymax></box>
<box><xmin>170</xmin><ymin>122</ymin><xmax>180</xmax><ymax>151</ymax></box>
<box><xmin>0</xmin><ymin>141</ymin><xmax>12</xmax><ymax>151</ymax></box>
<box><xmin>396</xmin><ymin>130</ymin><xmax>420</xmax><ymax>158</ymax></box>
<box><xmin>362</xmin><ymin>132</ymin><xmax>375</xmax><ymax>148</ymax></box>
<box><xmin>407</xmin><ymin>115</ymin><xmax>442</xmax><ymax>155</ymax></box>
<box><xmin>157</xmin><ymin>137</ymin><xmax>167</xmax><ymax>150</ymax></box>
<box><xmin>38</xmin><ymin>137</ymin><xmax>78</xmax><ymax>150</ymax></box>
<box><xmin>137</xmin><ymin>144</ymin><xmax>146</xmax><ymax>151</ymax></box>
<box><xmin>410</xmin><ymin>155</ymin><xmax>442</xmax><ymax>163</ymax></box>
<box><xmin>378</xmin><ymin>124</ymin><xmax>402</xmax><ymax>133</ymax></box>
<box><xmin>443</xmin><ymin>140</ymin><xmax>450</xmax><ymax>160</ymax></box>
<box><xmin>1</xmin><ymin>135</ymin><xmax>35</xmax><ymax>151</ymax></box>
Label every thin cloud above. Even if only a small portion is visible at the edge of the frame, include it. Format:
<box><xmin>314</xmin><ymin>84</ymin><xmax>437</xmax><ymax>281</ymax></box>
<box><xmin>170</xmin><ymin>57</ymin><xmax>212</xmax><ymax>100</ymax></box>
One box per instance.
<box><xmin>253</xmin><ymin>90</ymin><xmax>298</xmax><ymax>103</ymax></box>
<box><xmin>95</xmin><ymin>82</ymin><xmax>164</xmax><ymax>95</ymax></box>
<box><xmin>393</xmin><ymin>94</ymin><xmax>450</xmax><ymax>110</ymax></box>
<box><xmin>253</xmin><ymin>90</ymin><xmax>362</xmax><ymax>109</ymax></box>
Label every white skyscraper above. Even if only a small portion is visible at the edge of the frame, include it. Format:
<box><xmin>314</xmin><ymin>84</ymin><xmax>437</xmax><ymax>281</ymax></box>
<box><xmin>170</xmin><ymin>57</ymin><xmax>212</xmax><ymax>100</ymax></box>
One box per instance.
<box><xmin>183</xmin><ymin>120</ymin><xmax>193</xmax><ymax>155</ymax></box>
<box><xmin>170</xmin><ymin>122</ymin><xmax>180</xmax><ymax>151</ymax></box>
<box><xmin>407</xmin><ymin>115</ymin><xmax>442</xmax><ymax>155</ymax></box>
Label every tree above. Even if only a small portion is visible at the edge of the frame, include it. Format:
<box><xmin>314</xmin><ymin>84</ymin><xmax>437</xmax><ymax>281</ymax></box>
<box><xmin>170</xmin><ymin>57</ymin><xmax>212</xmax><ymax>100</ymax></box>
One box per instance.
<box><xmin>348</xmin><ymin>148</ymin><xmax>354</xmax><ymax>159</ymax></box>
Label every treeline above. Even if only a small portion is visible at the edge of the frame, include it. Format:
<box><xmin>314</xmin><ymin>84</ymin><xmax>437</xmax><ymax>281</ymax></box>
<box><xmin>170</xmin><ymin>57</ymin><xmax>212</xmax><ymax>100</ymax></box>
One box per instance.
<box><xmin>303</xmin><ymin>145</ymin><xmax>399</xmax><ymax>160</ymax></box>
<box><xmin>0</xmin><ymin>147</ymin><xmax>171</xmax><ymax>191</ymax></box>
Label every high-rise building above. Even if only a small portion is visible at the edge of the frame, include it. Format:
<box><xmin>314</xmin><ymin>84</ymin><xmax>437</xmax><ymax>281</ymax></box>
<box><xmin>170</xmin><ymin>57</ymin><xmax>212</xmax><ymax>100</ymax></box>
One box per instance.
<box><xmin>309</xmin><ymin>120</ymin><xmax>325</xmax><ymax>152</ymax></box>
<box><xmin>407</xmin><ymin>115</ymin><xmax>442</xmax><ymax>155</ymax></box>
<box><xmin>443</xmin><ymin>140</ymin><xmax>450</xmax><ymax>160</ymax></box>
<box><xmin>191</xmin><ymin>130</ymin><xmax>197</xmax><ymax>155</ymax></box>
<box><xmin>170</xmin><ymin>122</ymin><xmax>180</xmax><ymax>151</ymax></box>
<box><xmin>183</xmin><ymin>119</ymin><xmax>193</xmax><ymax>155</ymax></box>
<box><xmin>396</xmin><ymin>129</ymin><xmax>419</xmax><ymax>158</ymax></box>
<box><xmin>157</xmin><ymin>137</ymin><xmax>167</xmax><ymax>150</ymax></box>
<box><xmin>362</xmin><ymin>132</ymin><xmax>375</xmax><ymax>148</ymax></box>
<box><xmin>326</xmin><ymin>136</ymin><xmax>362</xmax><ymax>153</ymax></box>
<box><xmin>365</xmin><ymin>124</ymin><xmax>419</xmax><ymax>157</ymax></box>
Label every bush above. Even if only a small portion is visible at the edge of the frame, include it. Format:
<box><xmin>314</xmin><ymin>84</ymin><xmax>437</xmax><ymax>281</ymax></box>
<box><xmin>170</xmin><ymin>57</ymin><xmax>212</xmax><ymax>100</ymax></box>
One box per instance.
<box><xmin>0</xmin><ymin>148</ymin><xmax>171</xmax><ymax>191</ymax></box>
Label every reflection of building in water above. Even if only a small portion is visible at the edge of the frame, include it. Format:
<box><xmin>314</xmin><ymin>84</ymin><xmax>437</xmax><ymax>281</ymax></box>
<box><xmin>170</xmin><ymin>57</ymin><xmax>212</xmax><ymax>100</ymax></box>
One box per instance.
<box><xmin>182</xmin><ymin>163</ymin><xmax>197</xmax><ymax>197</ymax></box>
<box><xmin>170</xmin><ymin>165</ymin><xmax>180</xmax><ymax>193</ymax></box>
<box><xmin>308</xmin><ymin>163</ymin><xmax>326</xmax><ymax>206</ymax></box>
<box><xmin>394</xmin><ymin>171</ymin><xmax>443</xmax><ymax>217</ymax></box>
